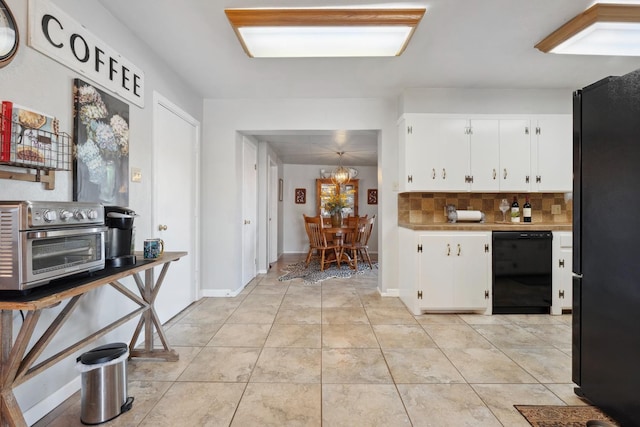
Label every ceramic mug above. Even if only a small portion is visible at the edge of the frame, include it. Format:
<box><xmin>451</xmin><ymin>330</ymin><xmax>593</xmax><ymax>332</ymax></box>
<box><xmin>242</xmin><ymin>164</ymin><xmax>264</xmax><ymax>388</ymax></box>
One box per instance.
<box><xmin>143</xmin><ymin>238</ymin><xmax>164</xmax><ymax>259</ymax></box>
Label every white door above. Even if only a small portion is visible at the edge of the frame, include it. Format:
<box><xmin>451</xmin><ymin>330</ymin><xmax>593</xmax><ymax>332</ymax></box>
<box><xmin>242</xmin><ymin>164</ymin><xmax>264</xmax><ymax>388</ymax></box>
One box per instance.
<box><xmin>420</xmin><ymin>234</ymin><xmax>454</xmax><ymax>309</ymax></box>
<box><xmin>532</xmin><ymin>115</ymin><xmax>572</xmax><ymax>192</ymax></box>
<box><xmin>405</xmin><ymin>117</ymin><xmax>441</xmax><ymax>191</ymax></box>
<box><xmin>242</xmin><ymin>139</ymin><xmax>257</xmax><ymax>286</ymax></box>
<box><xmin>439</xmin><ymin>118</ymin><xmax>470</xmax><ymax>191</ymax></box>
<box><xmin>453</xmin><ymin>234</ymin><xmax>490</xmax><ymax>310</ymax></box>
<box><xmin>499</xmin><ymin>119</ymin><xmax>531</xmax><ymax>192</ymax></box>
<box><xmin>268</xmin><ymin>159</ymin><xmax>278</xmax><ymax>265</ymax></box>
<box><xmin>469</xmin><ymin>119</ymin><xmax>500</xmax><ymax>191</ymax></box>
<box><xmin>153</xmin><ymin>93</ymin><xmax>200</xmax><ymax>323</ymax></box>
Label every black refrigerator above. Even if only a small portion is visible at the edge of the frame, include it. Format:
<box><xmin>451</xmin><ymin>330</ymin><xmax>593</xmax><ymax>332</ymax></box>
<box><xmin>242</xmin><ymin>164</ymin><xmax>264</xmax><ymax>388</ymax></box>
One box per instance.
<box><xmin>573</xmin><ymin>68</ymin><xmax>640</xmax><ymax>425</ymax></box>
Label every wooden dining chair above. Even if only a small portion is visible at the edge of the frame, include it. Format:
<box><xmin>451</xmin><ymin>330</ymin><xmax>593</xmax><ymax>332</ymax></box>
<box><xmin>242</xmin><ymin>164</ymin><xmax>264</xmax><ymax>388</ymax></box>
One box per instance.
<box><xmin>341</xmin><ymin>215</ymin><xmax>375</xmax><ymax>270</ymax></box>
<box><xmin>303</xmin><ymin>214</ymin><xmax>341</xmax><ymax>271</ymax></box>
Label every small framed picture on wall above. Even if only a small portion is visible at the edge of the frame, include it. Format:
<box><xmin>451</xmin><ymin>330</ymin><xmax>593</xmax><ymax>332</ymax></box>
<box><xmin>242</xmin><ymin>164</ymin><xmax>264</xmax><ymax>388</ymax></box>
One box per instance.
<box><xmin>367</xmin><ymin>189</ymin><xmax>378</xmax><ymax>205</ymax></box>
<box><xmin>295</xmin><ymin>188</ymin><xmax>306</xmax><ymax>204</ymax></box>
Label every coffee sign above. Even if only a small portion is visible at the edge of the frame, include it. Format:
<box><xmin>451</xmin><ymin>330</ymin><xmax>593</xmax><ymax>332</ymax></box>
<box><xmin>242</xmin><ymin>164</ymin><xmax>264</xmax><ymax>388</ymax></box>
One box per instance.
<box><xmin>28</xmin><ymin>0</ymin><xmax>145</xmax><ymax>107</ymax></box>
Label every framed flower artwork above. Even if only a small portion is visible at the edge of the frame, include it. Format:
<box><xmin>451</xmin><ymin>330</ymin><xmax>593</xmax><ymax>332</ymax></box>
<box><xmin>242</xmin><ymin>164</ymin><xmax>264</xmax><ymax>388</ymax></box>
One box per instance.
<box><xmin>73</xmin><ymin>78</ymin><xmax>129</xmax><ymax>205</ymax></box>
<box><xmin>295</xmin><ymin>188</ymin><xmax>306</xmax><ymax>204</ymax></box>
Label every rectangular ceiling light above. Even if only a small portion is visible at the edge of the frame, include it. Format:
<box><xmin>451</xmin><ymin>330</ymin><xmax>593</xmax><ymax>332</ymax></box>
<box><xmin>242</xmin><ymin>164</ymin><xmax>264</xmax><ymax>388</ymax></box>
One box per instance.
<box><xmin>225</xmin><ymin>8</ymin><xmax>426</xmax><ymax>58</ymax></box>
<box><xmin>535</xmin><ymin>3</ymin><xmax>640</xmax><ymax>56</ymax></box>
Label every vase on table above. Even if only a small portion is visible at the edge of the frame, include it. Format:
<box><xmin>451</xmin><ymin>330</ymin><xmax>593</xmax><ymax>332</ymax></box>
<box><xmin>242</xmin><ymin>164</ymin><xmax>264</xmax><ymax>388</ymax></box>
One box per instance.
<box><xmin>99</xmin><ymin>159</ymin><xmax>116</xmax><ymax>203</ymax></box>
<box><xmin>331</xmin><ymin>210</ymin><xmax>342</xmax><ymax>227</ymax></box>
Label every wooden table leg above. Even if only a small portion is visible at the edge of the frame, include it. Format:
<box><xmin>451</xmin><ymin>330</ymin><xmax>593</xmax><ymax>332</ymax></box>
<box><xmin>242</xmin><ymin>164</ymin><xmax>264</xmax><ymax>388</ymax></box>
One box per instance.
<box><xmin>128</xmin><ymin>262</ymin><xmax>179</xmax><ymax>361</ymax></box>
<box><xmin>0</xmin><ymin>310</ymin><xmax>34</xmax><ymax>427</ymax></box>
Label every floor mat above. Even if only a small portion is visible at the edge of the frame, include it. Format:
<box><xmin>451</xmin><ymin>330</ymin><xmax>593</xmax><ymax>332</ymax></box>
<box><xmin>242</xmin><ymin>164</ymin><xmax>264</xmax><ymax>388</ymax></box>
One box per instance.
<box><xmin>514</xmin><ymin>405</ymin><xmax>620</xmax><ymax>427</ymax></box>
<box><xmin>278</xmin><ymin>258</ymin><xmax>376</xmax><ymax>284</ymax></box>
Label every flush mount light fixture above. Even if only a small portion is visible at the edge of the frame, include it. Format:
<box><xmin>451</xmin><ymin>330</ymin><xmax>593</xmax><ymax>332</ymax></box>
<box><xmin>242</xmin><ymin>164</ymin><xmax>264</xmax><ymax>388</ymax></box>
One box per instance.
<box><xmin>224</xmin><ymin>8</ymin><xmax>426</xmax><ymax>58</ymax></box>
<box><xmin>535</xmin><ymin>3</ymin><xmax>640</xmax><ymax>56</ymax></box>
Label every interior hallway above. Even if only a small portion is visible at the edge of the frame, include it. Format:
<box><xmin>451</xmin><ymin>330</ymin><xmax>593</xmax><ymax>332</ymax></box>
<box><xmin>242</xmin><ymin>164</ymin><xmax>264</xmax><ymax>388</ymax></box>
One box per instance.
<box><xmin>35</xmin><ymin>254</ymin><xmax>579</xmax><ymax>426</ymax></box>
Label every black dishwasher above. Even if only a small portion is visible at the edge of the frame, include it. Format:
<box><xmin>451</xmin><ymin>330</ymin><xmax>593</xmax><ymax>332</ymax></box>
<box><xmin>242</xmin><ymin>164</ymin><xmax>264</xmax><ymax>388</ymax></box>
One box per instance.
<box><xmin>492</xmin><ymin>231</ymin><xmax>552</xmax><ymax>314</ymax></box>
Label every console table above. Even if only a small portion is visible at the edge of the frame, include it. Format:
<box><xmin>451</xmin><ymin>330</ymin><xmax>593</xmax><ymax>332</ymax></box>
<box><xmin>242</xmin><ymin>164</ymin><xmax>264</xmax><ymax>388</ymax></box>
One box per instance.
<box><xmin>0</xmin><ymin>251</ymin><xmax>187</xmax><ymax>427</ymax></box>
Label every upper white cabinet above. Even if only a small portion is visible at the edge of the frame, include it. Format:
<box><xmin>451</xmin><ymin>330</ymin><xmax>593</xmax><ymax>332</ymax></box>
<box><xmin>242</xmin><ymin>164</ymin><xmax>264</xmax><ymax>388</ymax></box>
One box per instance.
<box><xmin>468</xmin><ymin>119</ymin><xmax>500</xmax><ymax>191</ymax></box>
<box><xmin>398</xmin><ymin>115</ymin><xmax>469</xmax><ymax>192</ymax></box>
<box><xmin>498</xmin><ymin>119</ymin><xmax>531</xmax><ymax>192</ymax></box>
<box><xmin>530</xmin><ymin>115</ymin><xmax>573</xmax><ymax>192</ymax></box>
<box><xmin>398</xmin><ymin>114</ymin><xmax>572</xmax><ymax>193</ymax></box>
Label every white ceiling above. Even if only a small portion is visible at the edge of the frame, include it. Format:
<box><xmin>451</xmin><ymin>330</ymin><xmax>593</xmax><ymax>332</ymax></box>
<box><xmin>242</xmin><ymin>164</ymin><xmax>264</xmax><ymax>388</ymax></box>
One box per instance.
<box><xmin>98</xmin><ymin>0</ymin><xmax>640</xmax><ymax>165</ymax></box>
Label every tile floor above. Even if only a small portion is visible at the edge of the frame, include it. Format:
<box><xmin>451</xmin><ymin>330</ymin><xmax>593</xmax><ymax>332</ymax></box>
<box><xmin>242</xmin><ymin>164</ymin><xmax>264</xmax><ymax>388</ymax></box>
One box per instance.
<box><xmin>35</xmin><ymin>254</ymin><xmax>581</xmax><ymax>426</ymax></box>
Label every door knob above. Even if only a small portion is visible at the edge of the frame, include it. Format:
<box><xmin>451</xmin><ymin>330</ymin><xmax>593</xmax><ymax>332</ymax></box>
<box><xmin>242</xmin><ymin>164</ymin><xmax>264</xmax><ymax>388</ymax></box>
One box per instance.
<box><xmin>158</xmin><ymin>224</ymin><xmax>168</xmax><ymax>231</ymax></box>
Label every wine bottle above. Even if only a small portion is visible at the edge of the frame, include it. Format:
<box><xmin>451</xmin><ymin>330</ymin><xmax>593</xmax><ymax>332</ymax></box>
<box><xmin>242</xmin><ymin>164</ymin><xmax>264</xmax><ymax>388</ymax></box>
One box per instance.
<box><xmin>523</xmin><ymin>196</ymin><xmax>532</xmax><ymax>223</ymax></box>
<box><xmin>511</xmin><ymin>196</ymin><xmax>520</xmax><ymax>223</ymax></box>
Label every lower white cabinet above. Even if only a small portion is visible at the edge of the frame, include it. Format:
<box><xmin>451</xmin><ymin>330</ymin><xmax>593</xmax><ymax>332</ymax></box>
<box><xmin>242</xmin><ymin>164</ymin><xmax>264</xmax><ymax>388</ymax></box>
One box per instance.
<box><xmin>552</xmin><ymin>231</ymin><xmax>573</xmax><ymax>314</ymax></box>
<box><xmin>399</xmin><ymin>229</ymin><xmax>492</xmax><ymax>315</ymax></box>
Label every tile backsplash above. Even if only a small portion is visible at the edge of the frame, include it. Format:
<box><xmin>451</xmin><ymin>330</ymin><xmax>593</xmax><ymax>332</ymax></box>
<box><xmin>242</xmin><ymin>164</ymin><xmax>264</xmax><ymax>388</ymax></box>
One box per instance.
<box><xmin>398</xmin><ymin>192</ymin><xmax>573</xmax><ymax>224</ymax></box>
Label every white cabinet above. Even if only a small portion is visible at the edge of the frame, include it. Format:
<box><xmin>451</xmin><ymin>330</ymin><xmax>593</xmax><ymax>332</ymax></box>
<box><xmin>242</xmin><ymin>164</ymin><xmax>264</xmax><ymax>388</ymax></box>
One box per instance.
<box><xmin>399</xmin><ymin>229</ymin><xmax>492</xmax><ymax>315</ymax></box>
<box><xmin>398</xmin><ymin>116</ymin><xmax>501</xmax><ymax>192</ymax></box>
<box><xmin>398</xmin><ymin>115</ymin><xmax>469</xmax><ymax>192</ymax></box>
<box><xmin>498</xmin><ymin>119</ymin><xmax>532</xmax><ymax>192</ymax></box>
<box><xmin>551</xmin><ymin>231</ymin><xmax>573</xmax><ymax>315</ymax></box>
<box><xmin>398</xmin><ymin>114</ymin><xmax>572</xmax><ymax>193</ymax></box>
<box><xmin>469</xmin><ymin>120</ymin><xmax>500</xmax><ymax>191</ymax></box>
<box><xmin>530</xmin><ymin>115</ymin><xmax>572</xmax><ymax>192</ymax></box>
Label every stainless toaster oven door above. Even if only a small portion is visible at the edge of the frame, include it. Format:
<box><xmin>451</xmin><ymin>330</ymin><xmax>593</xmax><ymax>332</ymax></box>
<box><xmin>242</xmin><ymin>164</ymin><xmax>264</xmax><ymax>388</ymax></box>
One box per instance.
<box><xmin>22</xmin><ymin>227</ymin><xmax>106</xmax><ymax>289</ymax></box>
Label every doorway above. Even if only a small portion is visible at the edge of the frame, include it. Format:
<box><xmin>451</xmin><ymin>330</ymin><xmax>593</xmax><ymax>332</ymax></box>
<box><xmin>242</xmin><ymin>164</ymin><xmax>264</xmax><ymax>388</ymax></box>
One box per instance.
<box><xmin>242</xmin><ymin>138</ymin><xmax>258</xmax><ymax>286</ymax></box>
<box><xmin>268</xmin><ymin>157</ymin><xmax>279</xmax><ymax>266</ymax></box>
<box><xmin>152</xmin><ymin>92</ymin><xmax>200</xmax><ymax>322</ymax></box>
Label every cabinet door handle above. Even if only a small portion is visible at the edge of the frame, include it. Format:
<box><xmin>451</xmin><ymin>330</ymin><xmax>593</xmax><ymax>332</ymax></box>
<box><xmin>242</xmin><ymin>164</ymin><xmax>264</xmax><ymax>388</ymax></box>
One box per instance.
<box><xmin>457</xmin><ymin>244</ymin><xmax>461</xmax><ymax>256</ymax></box>
<box><xmin>442</xmin><ymin>168</ymin><xmax>446</xmax><ymax>179</ymax></box>
<box><xmin>432</xmin><ymin>168</ymin><xmax>436</xmax><ymax>179</ymax></box>
<box><xmin>526</xmin><ymin>175</ymin><xmax>530</xmax><ymax>184</ymax></box>
<box><xmin>446</xmin><ymin>244</ymin><xmax>451</xmax><ymax>256</ymax></box>
<box><xmin>492</xmin><ymin>169</ymin><xmax>496</xmax><ymax>180</ymax></box>
<box><xmin>503</xmin><ymin>168</ymin><xmax>507</xmax><ymax>179</ymax></box>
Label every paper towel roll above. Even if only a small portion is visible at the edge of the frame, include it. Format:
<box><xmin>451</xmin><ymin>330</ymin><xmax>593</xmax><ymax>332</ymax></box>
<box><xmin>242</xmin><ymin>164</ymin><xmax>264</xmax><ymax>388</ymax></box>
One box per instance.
<box><xmin>455</xmin><ymin>210</ymin><xmax>484</xmax><ymax>222</ymax></box>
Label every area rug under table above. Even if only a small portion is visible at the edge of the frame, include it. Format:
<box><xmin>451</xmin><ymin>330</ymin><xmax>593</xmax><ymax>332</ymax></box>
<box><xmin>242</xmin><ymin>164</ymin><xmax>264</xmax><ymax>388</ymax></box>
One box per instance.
<box><xmin>278</xmin><ymin>259</ymin><xmax>376</xmax><ymax>284</ymax></box>
<box><xmin>515</xmin><ymin>405</ymin><xmax>620</xmax><ymax>427</ymax></box>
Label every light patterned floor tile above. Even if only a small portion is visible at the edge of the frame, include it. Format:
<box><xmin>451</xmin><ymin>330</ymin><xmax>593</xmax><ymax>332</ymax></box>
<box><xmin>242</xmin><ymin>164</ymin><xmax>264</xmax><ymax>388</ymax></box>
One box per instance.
<box><xmin>322</xmin><ymin>384</ymin><xmax>411</xmax><ymax>426</ymax></box>
<box><xmin>232</xmin><ymin>383</ymin><xmax>321</xmax><ymax>426</ymax></box>
<box><xmin>398</xmin><ymin>383</ymin><xmax>502</xmax><ymax>426</ymax></box>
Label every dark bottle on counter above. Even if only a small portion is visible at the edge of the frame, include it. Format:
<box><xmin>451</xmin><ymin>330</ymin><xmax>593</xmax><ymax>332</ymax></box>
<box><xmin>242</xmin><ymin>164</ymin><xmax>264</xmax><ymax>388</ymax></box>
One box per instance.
<box><xmin>523</xmin><ymin>196</ymin><xmax>532</xmax><ymax>223</ymax></box>
<box><xmin>511</xmin><ymin>196</ymin><xmax>520</xmax><ymax>223</ymax></box>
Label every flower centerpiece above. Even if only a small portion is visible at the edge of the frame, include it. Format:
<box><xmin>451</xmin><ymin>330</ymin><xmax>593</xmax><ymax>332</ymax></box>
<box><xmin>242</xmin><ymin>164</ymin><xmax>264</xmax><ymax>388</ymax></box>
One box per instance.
<box><xmin>324</xmin><ymin>189</ymin><xmax>353</xmax><ymax>226</ymax></box>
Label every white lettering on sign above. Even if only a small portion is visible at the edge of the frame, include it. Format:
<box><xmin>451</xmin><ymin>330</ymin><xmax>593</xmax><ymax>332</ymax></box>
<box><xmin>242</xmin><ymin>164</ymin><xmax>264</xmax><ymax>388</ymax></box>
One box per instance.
<box><xmin>27</xmin><ymin>0</ymin><xmax>145</xmax><ymax>108</ymax></box>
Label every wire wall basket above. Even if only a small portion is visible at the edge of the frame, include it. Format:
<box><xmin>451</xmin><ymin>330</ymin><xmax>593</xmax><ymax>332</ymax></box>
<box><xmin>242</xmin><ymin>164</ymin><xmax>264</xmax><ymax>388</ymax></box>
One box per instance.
<box><xmin>0</xmin><ymin>113</ymin><xmax>71</xmax><ymax>171</ymax></box>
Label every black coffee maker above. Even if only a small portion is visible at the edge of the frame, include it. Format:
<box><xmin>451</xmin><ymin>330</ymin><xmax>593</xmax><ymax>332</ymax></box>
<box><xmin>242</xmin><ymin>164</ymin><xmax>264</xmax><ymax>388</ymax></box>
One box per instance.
<box><xmin>104</xmin><ymin>206</ymin><xmax>136</xmax><ymax>267</ymax></box>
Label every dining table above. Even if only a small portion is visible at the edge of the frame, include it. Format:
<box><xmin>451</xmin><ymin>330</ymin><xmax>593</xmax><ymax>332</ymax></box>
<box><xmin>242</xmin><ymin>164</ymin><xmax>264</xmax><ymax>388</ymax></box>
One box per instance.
<box><xmin>322</xmin><ymin>225</ymin><xmax>355</xmax><ymax>268</ymax></box>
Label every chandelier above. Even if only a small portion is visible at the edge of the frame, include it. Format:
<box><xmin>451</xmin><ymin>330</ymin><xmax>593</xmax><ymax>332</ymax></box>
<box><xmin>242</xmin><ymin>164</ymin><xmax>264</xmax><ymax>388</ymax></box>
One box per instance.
<box><xmin>331</xmin><ymin>152</ymin><xmax>351</xmax><ymax>185</ymax></box>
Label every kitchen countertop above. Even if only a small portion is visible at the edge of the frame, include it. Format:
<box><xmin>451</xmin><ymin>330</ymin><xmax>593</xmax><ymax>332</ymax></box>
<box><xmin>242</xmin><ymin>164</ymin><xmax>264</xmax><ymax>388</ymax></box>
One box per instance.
<box><xmin>399</xmin><ymin>222</ymin><xmax>572</xmax><ymax>231</ymax></box>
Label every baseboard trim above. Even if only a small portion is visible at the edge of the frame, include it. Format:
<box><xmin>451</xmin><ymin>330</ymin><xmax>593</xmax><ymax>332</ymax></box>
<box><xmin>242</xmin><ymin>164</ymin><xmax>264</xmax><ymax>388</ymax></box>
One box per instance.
<box><xmin>202</xmin><ymin>287</ymin><xmax>243</xmax><ymax>297</ymax></box>
<box><xmin>380</xmin><ymin>288</ymin><xmax>399</xmax><ymax>297</ymax></box>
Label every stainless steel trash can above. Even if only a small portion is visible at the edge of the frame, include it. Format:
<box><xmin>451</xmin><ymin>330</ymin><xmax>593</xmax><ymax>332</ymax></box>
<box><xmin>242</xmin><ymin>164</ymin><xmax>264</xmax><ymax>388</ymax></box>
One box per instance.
<box><xmin>77</xmin><ymin>343</ymin><xmax>134</xmax><ymax>425</ymax></box>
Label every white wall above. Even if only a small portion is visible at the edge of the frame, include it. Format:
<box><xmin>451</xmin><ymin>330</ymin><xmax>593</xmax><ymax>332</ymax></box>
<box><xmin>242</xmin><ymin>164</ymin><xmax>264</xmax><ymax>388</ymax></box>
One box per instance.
<box><xmin>400</xmin><ymin>88</ymin><xmax>573</xmax><ymax>115</ymax></box>
<box><xmin>0</xmin><ymin>0</ymin><xmax>202</xmax><ymax>423</ymax></box>
<box><xmin>282</xmin><ymin>164</ymin><xmax>379</xmax><ymax>254</ymax></box>
<box><xmin>201</xmin><ymin>98</ymin><xmax>398</xmax><ymax>298</ymax></box>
